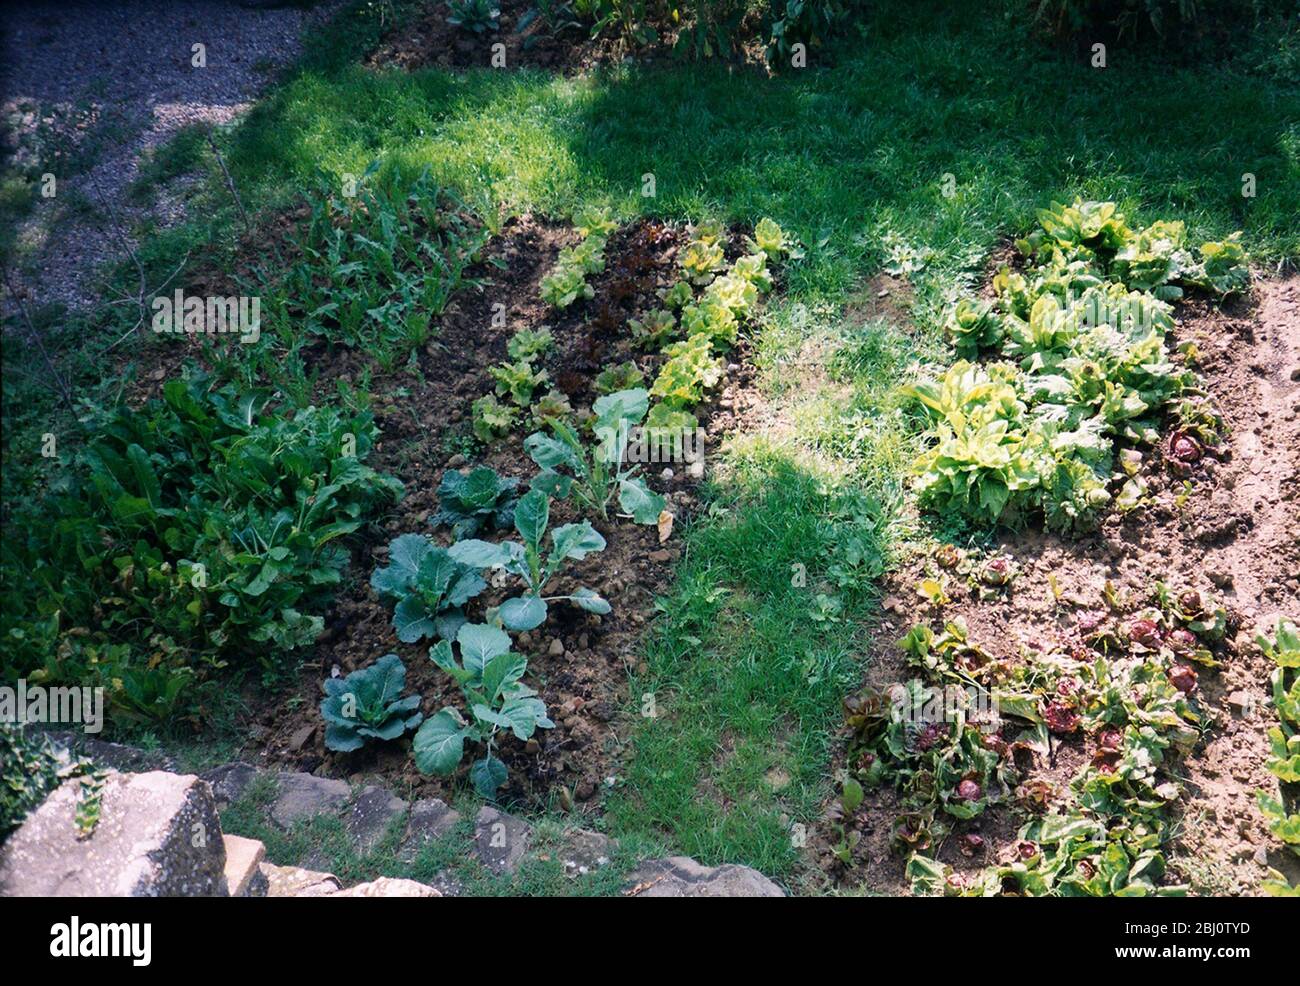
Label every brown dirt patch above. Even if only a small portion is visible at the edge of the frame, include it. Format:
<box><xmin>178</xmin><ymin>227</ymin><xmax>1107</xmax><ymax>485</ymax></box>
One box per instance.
<box><xmin>813</xmin><ymin>276</ymin><xmax>1300</xmax><ymax>896</ymax></box>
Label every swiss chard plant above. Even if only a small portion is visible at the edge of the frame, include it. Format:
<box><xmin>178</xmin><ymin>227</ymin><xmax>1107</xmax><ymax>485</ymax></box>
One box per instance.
<box><xmin>413</xmin><ymin>623</ymin><xmax>553</xmax><ymax>797</ymax></box>
<box><xmin>523</xmin><ymin>388</ymin><xmax>665</xmax><ymax>524</ymax></box>
<box><xmin>431</xmin><ymin>466</ymin><xmax>519</xmax><ymax>538</ymax></box>
<box><xmin>448</xmin><ymin>490</ymin><xmax>610</xmax><ymax>631</ymax></box>
<box><xmin>320</xmin><ymin>653</ymin><xmax>424</xmax><ymax>752</ymax></box>
<box><xmin>370</xmin><ymin>534</ymin><xmax>487</xmax><ymax>642</ymax></box>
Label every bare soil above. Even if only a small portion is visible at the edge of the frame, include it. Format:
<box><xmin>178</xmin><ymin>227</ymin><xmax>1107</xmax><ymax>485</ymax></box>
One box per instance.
<box><xmin>813</xmin><ymin>276</ymin><xmax>1300</xmax><ymax>896</ymax></box>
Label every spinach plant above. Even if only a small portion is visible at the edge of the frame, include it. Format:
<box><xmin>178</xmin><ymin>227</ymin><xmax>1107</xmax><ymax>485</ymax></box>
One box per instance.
<box><xmin>523</xmin><ymin>388</ymin><xmax>665</xmax><ymax>525</ymax></box>
<box><xmin>413</xmin><ymin>623</ymin><xmax>553</xmax><ymax>797</ymax></box>
<box><xmin>320</xmin><ymin>653</ymin><xmax>423</xmax><ymax>752</ymax></box>
<box><xmin>371</xmin><ymin>534</ymin><xmax>487</xmax><ymax>642</ymax></box>
<box><xmin>448</xmin><ymin>490</ymin><xmax>609</xmax><ymax>631</ymax></box>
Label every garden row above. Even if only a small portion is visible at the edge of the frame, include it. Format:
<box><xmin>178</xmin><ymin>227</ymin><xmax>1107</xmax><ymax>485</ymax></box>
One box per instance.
<box><xmin>826</xmin><ymin>201</ymin><xmax>1299</xmax><ymax>896</ymax></box>
<box><xmin>324</xmin><ymin>211</ymin><xmax>796</xmax><ymax>796</ymax></box>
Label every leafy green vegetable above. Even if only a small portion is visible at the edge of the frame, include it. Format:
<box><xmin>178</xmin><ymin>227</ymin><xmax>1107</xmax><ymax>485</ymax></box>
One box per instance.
<box><xmin>431</xmin><ymin>466</ymin><xmax>519</xmax><ymax>538</ymax></box>
<box><xmin>650</xmin><ymin>334</ymin><xmax>724</xmax><ymax>408</ymax></box>
<box><xmin>506</xmin><ymin>326</ymin><xmax>554</xmax><ymax>361</ymax></box>
<box><xmin>448</xmin><ymin>490</ymin><xmax>610</xmax><ymax>631</ymax></box>
<box><xmin>659</xmin><ymin>281</ymin><xmax>694</xmax><ymax>309</ymax></box>
<box><xmin>275</xmin><ymin>166</ymin><xmax>487</xmax><ymax>364</ymax></box>
<box><xmin>908</xmin><ymin>201</ymin><xmax>1241</xmax><ymax>533</ymax></box>
<box><xmin>446</xmin><ymin>0</ymin><xmax>500</xmax><ymax>34</ymax></box>
<box><xmin>320</xmin><ymin>653</ymin><xmax>423</xmax><ymax>752</ymax></box>
<box><xmin>370</xmin><ymin>534</ymin><xmax>487</xmax><ymax>642</ymax></box>
<box><xmin>1258</xmin><ymin>619</ymin><xmax>1300</xmax><ymax>869</ymax></box>
<box><xmin>539</xmin><ymin>214</ymin><xmax>612</xmax><ymax>308</ymax></box>
<box><xmin>860</xmin><ymin>582</ymin><xmax>1225</xmax><ymax>896</ymax></box>
<box><xmin>539</xmin><ymin>263</ymin><xmax>594</xmax><ymax>308</ymax></box>
<box><xmin>746</xmin><ymin>216</ymin><xmax>798</xmax><ymax>260</ymax></box>
<box><xmin>471</xmin><ymin>394</ymin><xmax>518</xmax><ymax>443</ymax></box>
<box><xmin>524</xmin><ymin>388</ymin><xmax>666</xmax><ymax>524</ymax></box>
<box><xmin>628</xmin><ymin>309</ymin><xmax>678</xmax><ymax>348</ymax></box>
<box><xmin>594</xmin><ymin>359</ymin><xmax>645</xmax><ymax>394</ymax></box>
<box><xmin>0</xmin><ymin>374</ymin><xmax>402</xmax><ymax>722</ymax></box>
<box><xmin>530</xmin><ymin>388</ymin><xmax>573</xmax><ymax>429</ymax></box>
<box><xmin>414</xmin><ymin>622</ymin><xmax>553</xmax><ymax>797</ymax></box>
<box><xmin>490</xmin><ymin>358</ymin><xmax>549</xmax><ymax>406</ymax></box>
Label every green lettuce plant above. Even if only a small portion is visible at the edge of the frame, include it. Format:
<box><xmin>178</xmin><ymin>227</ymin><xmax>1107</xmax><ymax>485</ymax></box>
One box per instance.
<box><xmin>629</xmin><ymin>308</ymin><xmax>678</xmax><ymax>348</ymax></box>
<box><xmin>490</xmin><ymin>358</ymin><xmax>549</xmax><ymax>406</ymax></box>
<box><xmin>320</xmin><ymin>653</ymin><xmax>423</xmax><ymax>752</ymax></box>
<box><xmin>650</xmin><ymin>334</ymin><xmax>724</xmax><ymax>408</ymax></box>
<box><xmin>594</xmin><ymin>359</ymin><xmax>645</xmax><ymax>394</ymax></box>
<box><xmin>908</xmin><ymin>201</ymin><xmax>1244</xmax><ymax>534</ymax></box>
<box><xmin>448</xmin><ymin>490</ymin><xmax>609</xmax><ymax>631</ymax></box>
<box><xmin>371</xmin><ymin>534</ymin><xmax>487</xmax><ymax>642</ymax></box>
<box><xmin>507</xmin><ymin>327</ymin><xmax>554</xmax><ymax>361</ymax></box>
<box><xmin>471</xmin><ymin>394</ymin><xmax>517</xmax><ymax>443</ymax></box>
<box><xmin>530</xmin><ymin>388</ymin><xmax>573</xmax><ymax>428</ymax></box>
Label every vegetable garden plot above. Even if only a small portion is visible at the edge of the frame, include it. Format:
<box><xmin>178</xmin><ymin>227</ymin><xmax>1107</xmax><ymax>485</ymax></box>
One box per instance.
<box><xmin>245</xmin><ymin>210</ymin><xmax>796</xmax><ymax>805</ymax></box>
<box><xmin>817</xmin><ymin>203</ymin><xmax>1299</xmax><ymax>896</ymax></box>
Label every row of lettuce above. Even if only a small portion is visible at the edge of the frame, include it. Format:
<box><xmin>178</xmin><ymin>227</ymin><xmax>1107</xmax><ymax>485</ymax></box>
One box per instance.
<box><xmin>909</xmin><ymin>199</ymin><xmax>1246</xmax><ymax>534</ymax></box>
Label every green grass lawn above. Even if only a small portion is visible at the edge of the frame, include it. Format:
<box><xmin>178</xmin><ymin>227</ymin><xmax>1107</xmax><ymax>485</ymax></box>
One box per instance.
<box><xmin>6</xmin><ymin>0</ymin><xmax>1298</xmax><ymax>889</ymax></box>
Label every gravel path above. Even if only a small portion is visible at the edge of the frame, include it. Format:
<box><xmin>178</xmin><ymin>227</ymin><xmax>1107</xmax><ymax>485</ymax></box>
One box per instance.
<box><xmin>1</xmin><ymin>0</ymin><xmax>340</xmax><ymax>315</ymax></box>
